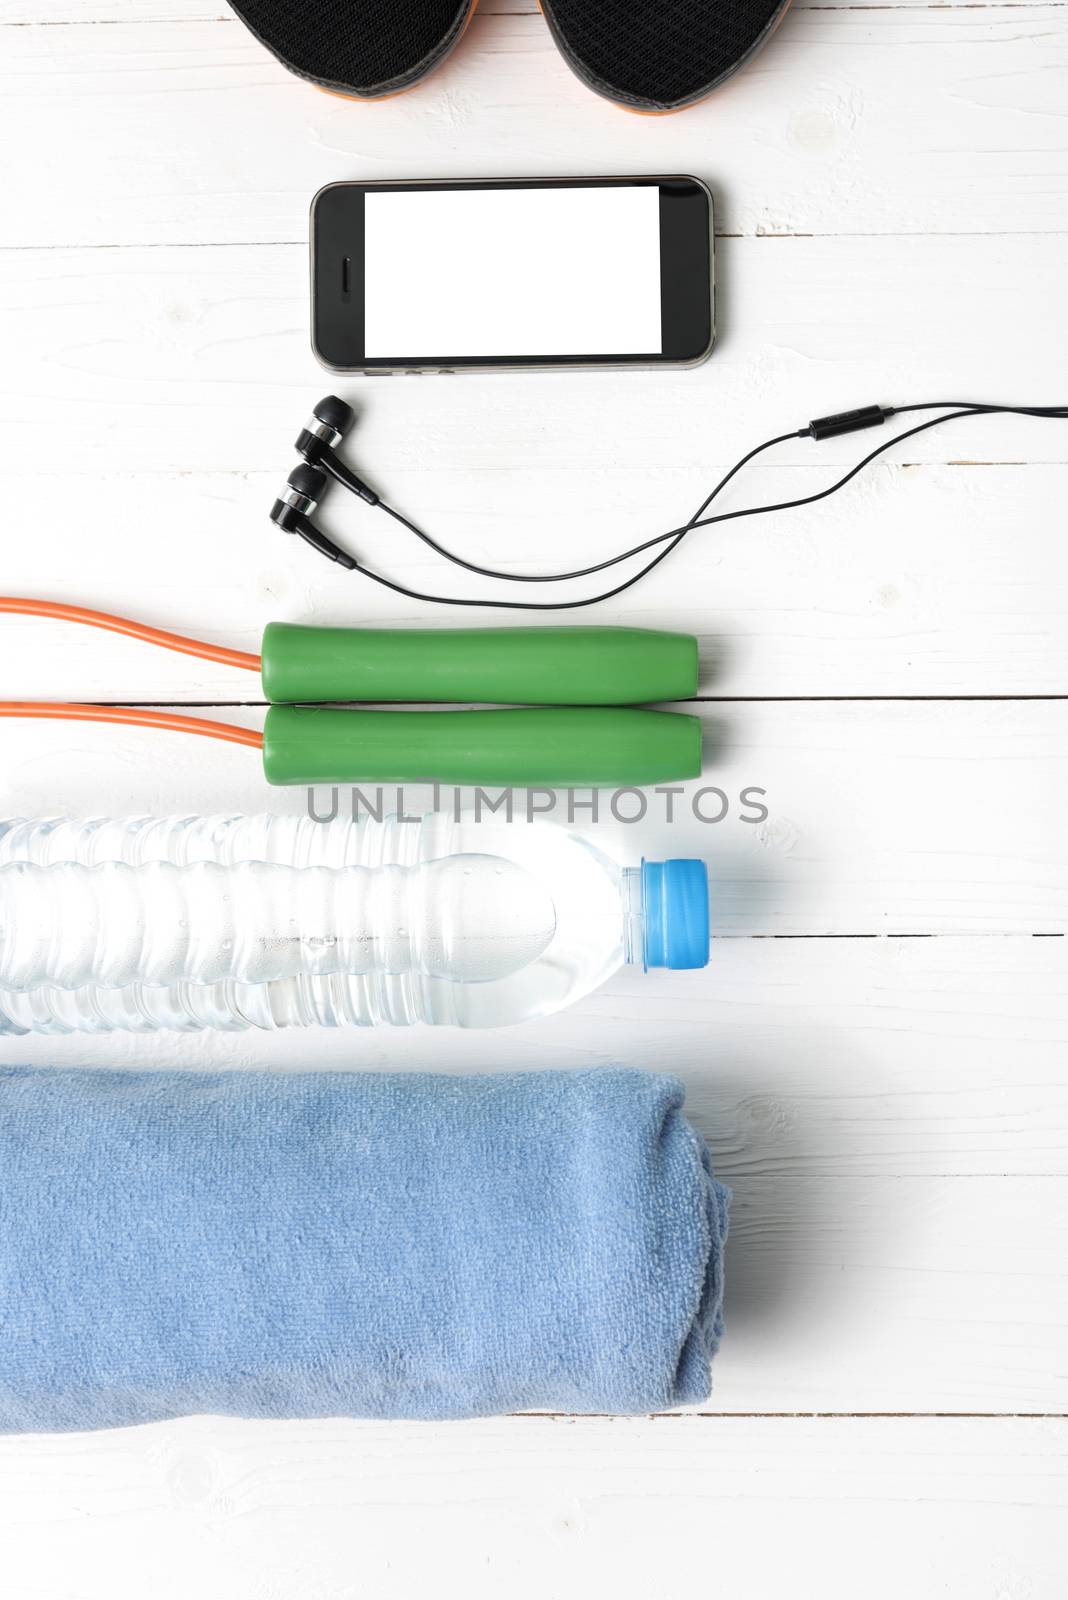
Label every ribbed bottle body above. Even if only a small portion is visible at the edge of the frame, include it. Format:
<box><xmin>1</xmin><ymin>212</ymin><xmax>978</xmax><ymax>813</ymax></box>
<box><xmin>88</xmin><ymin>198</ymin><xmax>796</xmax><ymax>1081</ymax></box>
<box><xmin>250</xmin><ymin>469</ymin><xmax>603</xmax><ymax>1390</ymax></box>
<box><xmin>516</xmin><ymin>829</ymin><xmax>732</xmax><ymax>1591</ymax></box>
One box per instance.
<box><xmin>0</xmin><ymin>814</ymin><xmax>629</xmax><ymax>1034</ymax></box>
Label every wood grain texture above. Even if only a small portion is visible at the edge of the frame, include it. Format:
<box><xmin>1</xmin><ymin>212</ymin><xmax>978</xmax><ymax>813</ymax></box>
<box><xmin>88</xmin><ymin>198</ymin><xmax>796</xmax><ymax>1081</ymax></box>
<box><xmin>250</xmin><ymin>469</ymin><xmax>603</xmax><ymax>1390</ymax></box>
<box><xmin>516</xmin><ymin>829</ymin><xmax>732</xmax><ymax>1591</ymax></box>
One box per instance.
<box><xmin>1</xmin><ymin>10</ymin><xmax>1066</xmax><ymax>246</ymax></box>
<box><xmin>3</xmin><ymin>937</ymin><xmax>1065</xmax><ymax>1412</ymax></box>
<box><xmin>2</xmin><ymin>701</ymin><xmax>1064</xmax><ymax>934</ymax></box>
<box><xmin>2</xmin><ymin>460</ymin><xmax>1067</xmax><ymax>697</ymax></box>
<box><xmin>3</xmin><ymin>237</ymin><xmax>1064</xmax><ymax>472</ymax></box>
<box><xmin>0</xmin><ymin>1417</ymin><xmax>1064</xmax><ymax>1599</ymax></box>
<box><xmin>5</xmin><ymin>934</ymin><xmax>1064</xmax><ymax>1174</ymax></box>
<box><xmin>1</xmin><ymin>0</ymin><xmax>1066</xmax><ymax>1584</ymax></box>
<box><xmin>12</xmin><ymin>0</ymin><xmax>1049</xmax><ymax>18</ymax></box>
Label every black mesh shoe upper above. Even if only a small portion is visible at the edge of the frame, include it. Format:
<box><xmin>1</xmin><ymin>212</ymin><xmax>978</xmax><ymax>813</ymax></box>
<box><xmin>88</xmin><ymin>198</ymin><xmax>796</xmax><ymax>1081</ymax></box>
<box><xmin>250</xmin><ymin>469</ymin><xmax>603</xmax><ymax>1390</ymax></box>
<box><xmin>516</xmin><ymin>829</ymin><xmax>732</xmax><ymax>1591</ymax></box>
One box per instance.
<box><xmin>229</xmin><ymin>0</ymin><xmax>476</xmax><ymax>97</ymax></box>
<box><xmin>541</xmin><ymin>0</ymin><xmax>791</xmax><ymax>110</ymax></box>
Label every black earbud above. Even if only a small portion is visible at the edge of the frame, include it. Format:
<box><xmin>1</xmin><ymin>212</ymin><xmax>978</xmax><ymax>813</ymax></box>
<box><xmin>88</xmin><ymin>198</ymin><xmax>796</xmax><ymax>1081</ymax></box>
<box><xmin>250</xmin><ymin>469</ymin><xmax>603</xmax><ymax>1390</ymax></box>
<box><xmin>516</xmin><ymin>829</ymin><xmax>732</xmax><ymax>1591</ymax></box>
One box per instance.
<box><xmin>295</xmin><ymin>395</ymin><xmax>379</xmax><ymax>506</ymax></box>
<box><xmin>295</xmin><ymin>395</ymin><xmax>353</xmax><ymax>463</ymax></box>
<box><xmin>272</xmin><ymin>394</ymin><xmax>1068</xmax><ymax>609</ymax></box>
<box><xmin>270</xmin><ymin>464</ymin><xmax>358</xmax><ymax>570</ymax></box>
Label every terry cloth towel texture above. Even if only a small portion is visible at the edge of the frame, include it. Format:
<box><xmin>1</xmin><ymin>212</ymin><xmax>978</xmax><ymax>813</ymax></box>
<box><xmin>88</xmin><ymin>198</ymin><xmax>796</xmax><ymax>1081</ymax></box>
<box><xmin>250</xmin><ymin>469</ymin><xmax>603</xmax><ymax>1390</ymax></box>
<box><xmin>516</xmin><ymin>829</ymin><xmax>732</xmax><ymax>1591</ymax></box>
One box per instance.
<box><xmin>0</xmin><ymin>1066</ymin><xmax>729</xmax><ymax>1432</ymax></box>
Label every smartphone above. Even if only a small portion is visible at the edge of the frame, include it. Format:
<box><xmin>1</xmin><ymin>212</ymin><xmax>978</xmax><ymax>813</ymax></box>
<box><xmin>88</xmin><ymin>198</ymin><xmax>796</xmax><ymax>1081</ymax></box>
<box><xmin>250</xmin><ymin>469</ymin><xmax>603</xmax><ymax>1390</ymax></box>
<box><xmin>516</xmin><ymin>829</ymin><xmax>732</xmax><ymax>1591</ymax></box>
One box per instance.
<box><xmin>310</xmin><ymin>175</ymin><xmax>714</xmax><ymax>375</ymax></box>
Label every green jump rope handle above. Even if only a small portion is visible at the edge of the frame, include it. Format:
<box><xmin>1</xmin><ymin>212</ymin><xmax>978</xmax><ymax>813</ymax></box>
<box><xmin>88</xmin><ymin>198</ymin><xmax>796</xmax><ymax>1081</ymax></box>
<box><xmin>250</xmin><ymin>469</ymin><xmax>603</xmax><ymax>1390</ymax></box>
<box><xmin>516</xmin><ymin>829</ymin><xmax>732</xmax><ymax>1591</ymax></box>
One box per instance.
<box><xmin>262</xmin><ymin>705</ymin><xmax>702</xmax><ymax>788</ymax></box>
<box><xmin>261</xmin><ymin>624</ymin><xmax>698</xmax><ymax>706</ymax></box>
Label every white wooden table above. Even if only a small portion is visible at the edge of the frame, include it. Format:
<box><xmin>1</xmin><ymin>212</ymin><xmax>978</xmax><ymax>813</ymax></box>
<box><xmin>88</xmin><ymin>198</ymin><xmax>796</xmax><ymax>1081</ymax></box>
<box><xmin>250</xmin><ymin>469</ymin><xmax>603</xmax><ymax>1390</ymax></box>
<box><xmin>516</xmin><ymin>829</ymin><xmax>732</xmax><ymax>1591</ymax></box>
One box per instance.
<box><xmin>1</xmin><ymin>0</ymin><xmax>1066</xmax><ymax>1593</ymax></box>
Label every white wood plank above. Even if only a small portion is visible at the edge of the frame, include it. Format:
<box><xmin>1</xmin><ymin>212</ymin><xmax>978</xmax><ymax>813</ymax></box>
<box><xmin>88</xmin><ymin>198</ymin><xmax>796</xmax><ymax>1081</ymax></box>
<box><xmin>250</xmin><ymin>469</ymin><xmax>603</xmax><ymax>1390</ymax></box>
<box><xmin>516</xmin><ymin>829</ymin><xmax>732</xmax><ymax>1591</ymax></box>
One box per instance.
<box><xmin>0</xmin><ymin>239</ymin><xmax>1064</xmax><ymax>479</ymax></box>
<box><xmin>1</xmin><ymin>902</ymin><xmax>1066</xmax><ymax>1411</ymax></box>
<box><xmin>5</xmin><ymin>937</ymin><xmax>1065</xmax><ymax>1182</ymax></box>
<box><xmin>2</xmin><ymin>0</ymin><xmax>1066</xmax><ymax>1556</ymax></box>
<box><xmin>3</xmin><ymin>234</ymin><xmax>1065</xmax><ymax>697</ymax></box>
<box><xmin>3</xmin><ymin>902</ymin><xmax>1066</xmax><ymax>1407</ymax></box>
<box><xmin>0</xmin><ymin>1058</ymin><xmax>1065</xmax><ymax>1408</ymax></box>
<box><xmin>0</xmin><ymin>702</ymin><xmax>1064</xmax><ymax>937</ymax></box>
<box><xmin>716</xmin><ymin>1174</ymin><xmax>1068</xmax><ymax>1411</ymax></box>
<box><xmin>6</xmin><ymin>0</ymin><xmax>1029</xmax><ymax>20</ymax></box>
<box><xmin>1</xmin><ymin>11</ymin><xmax>1066</xmax><ymax>245</ymax></box>
<box><xmin>0</xmin><ymin>1418</ymin><xmax>1064</xmax><ymax>1600</ymax></box>
<box><xmin>3</xmin><ymin>461</ymin><xmax>1067</xmax><ymax>698</ymax></box>
<box><xmin>3</xmin><ymin>0</ymin><xmax>536</xmax><ymax>17</ymax></box>
<box><xmin>9</xmin><ymin>0</ymin><xmax>538</xmax><ymax>18</ymax></box>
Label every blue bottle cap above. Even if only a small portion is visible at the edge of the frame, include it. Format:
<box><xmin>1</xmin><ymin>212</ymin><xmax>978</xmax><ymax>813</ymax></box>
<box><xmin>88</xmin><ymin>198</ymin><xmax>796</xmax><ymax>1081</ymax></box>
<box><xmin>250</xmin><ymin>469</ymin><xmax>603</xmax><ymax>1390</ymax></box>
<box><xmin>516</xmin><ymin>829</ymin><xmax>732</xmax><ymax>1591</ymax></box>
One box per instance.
<box><xmin>640</xmin><ymin>859</ymin><xmax>710</xmax><ymax>971</ymax></box>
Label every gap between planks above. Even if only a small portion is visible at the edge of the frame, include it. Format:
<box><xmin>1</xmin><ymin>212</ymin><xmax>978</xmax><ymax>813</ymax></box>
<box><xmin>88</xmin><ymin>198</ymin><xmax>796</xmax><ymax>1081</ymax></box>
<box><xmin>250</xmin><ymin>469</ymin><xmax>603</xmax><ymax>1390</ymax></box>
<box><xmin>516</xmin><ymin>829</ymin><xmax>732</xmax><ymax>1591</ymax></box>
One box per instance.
<box><xmin>527</xmin><ymin>1409</ymin><xmax>1068</xmax><ymax>1418</ymax></box>
<box><xmin>4</xmin><ymin>229</ymin><xmax>1068</xmax><ymax>249</ymax></box>
<box><xmin>6</xmin><ymin>1</ymin><xmax>1067</xmax><ymax>14</ymax></box>
<box><xmin>4</xmin><ymin>0</ymin><xmax>1068</xmax><ymax>19</ymax></box>
<box><xmin>3</xmin><ymin>230</ymin><xmax>1067</xmax><ymax>253</ymax></box>
<box><xmin>66</xmin><ymin>695</ymin><xmax>1068</xmax><ymax>706</ymax></box>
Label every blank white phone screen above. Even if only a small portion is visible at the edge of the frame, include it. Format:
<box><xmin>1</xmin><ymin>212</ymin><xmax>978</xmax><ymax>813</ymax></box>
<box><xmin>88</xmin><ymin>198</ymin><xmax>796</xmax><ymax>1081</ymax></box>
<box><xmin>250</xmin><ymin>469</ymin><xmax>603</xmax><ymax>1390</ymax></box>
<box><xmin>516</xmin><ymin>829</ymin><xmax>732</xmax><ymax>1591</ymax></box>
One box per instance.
<box><xmin>362</xmin><ymin>186</ymin><xmax>663</xmax><ymax>359</ymax></box>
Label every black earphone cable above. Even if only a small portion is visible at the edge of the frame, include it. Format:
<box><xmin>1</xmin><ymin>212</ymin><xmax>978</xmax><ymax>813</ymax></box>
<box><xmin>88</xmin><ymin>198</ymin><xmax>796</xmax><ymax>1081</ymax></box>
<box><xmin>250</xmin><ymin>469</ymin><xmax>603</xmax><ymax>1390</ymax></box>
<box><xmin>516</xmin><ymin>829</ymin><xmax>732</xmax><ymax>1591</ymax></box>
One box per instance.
<box><xmin>374</xmin><ymin>427</ymin><xmax>803</xmax><ymax>585</ymax></box>
<box><xmin>336</xmin><ymin>401</ymin><xmax>1066</xmax><ymax>610</ymax></box>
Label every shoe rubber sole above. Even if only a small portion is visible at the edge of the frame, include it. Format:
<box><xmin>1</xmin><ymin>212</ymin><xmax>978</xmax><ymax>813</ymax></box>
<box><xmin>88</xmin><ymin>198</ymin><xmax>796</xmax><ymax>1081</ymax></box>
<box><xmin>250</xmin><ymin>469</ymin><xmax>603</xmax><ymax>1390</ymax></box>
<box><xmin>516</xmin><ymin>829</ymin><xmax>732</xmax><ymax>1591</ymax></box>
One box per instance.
<box><xmin>538</xmin><ymin>0</ymin><xmax>794</xmax><ymax>114</ymax></box>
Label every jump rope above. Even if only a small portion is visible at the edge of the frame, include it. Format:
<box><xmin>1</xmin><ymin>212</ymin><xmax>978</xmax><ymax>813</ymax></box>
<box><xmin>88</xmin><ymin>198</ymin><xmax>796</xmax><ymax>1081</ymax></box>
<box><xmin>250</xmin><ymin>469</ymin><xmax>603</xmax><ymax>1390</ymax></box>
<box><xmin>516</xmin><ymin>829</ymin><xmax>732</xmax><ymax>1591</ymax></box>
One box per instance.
<box><xmin>3</xmin><ymin>396</ymin><xmax>1066</xmax><ymax>784</ymax></box>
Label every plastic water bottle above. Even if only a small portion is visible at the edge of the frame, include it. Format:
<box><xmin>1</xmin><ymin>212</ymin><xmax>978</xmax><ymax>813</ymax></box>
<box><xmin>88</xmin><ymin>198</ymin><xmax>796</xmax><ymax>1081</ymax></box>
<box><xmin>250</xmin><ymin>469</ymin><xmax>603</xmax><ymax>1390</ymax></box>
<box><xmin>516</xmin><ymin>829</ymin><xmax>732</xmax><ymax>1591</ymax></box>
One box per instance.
<box><xmin>0</xmin><ymin>814</ymin><xmax>709</xmax><ymax>1034</ymax></box>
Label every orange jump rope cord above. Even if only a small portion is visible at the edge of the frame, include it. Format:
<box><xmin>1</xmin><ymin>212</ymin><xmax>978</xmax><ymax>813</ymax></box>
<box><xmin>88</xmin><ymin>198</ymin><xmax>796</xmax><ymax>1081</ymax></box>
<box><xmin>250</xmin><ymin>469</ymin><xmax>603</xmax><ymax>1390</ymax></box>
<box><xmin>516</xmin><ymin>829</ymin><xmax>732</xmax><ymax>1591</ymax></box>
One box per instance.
<box><xmin>0</xmin><ymin>597</ymin><xmax>261</xmax><ymax>674</ymax></box>
<box><xmin>0</xmin><ymin>702</ymin><xmax>263</xmax><ymax>750</ymax></box>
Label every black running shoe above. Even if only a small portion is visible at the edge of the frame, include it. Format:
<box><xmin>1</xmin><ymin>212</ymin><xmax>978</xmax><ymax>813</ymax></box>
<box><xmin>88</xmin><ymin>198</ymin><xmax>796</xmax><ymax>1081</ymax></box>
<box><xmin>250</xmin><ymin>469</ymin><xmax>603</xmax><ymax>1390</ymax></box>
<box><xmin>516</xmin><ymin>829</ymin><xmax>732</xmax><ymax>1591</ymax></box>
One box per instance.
<box><xmin>540</xmin><ymin>0</ymin><xmax>792</xmax><ymax>113</ymax></box>
<box><xmin>229</xmin><ymin>0</ymin><xmax>479</xmax><ymax>99</ymax></box>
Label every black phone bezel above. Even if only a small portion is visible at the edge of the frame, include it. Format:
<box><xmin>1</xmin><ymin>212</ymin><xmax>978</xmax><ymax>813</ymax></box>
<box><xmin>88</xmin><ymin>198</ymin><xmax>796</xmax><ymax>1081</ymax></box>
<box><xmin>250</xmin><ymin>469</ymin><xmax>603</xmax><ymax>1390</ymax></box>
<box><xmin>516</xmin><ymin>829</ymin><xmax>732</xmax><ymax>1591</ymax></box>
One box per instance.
<box><xmin>310</xmin><ymin>175</ymin><xmax>714</xmax><ymax>373</ymax></box>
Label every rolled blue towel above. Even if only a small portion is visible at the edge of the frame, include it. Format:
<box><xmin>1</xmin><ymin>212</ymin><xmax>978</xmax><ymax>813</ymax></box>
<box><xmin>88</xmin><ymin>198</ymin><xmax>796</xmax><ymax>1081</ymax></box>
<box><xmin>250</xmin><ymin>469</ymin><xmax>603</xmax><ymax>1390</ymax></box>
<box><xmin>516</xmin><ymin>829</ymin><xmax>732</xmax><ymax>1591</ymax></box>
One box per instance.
<box><xmin>0</xmin><ymin>1065</ymin><xmax>728</xmax><ymax>1431</ymax></box>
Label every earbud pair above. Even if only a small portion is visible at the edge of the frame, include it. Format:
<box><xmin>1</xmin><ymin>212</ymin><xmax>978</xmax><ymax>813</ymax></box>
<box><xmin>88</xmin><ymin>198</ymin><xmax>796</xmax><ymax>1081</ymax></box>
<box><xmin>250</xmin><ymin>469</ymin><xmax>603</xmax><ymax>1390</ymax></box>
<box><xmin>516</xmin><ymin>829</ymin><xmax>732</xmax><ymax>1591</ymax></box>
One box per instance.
<box><xmin>270</xmin><ymin>396</ymin><xmax>378</xmax><ymax>570</ymax></box>
<box><xmin>270</xmin><ymin>391</ymin><xmax>1068</xmax><ymax>611</ymax></box>
<box><xmin>295</xmin><ymin>396</ymin><xmax>379</xmax><ymax>506</ymax></box>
